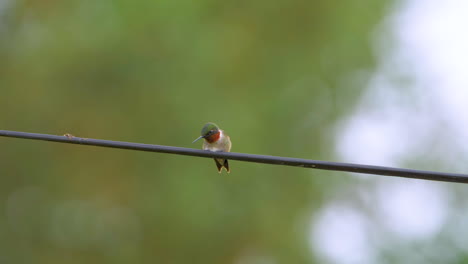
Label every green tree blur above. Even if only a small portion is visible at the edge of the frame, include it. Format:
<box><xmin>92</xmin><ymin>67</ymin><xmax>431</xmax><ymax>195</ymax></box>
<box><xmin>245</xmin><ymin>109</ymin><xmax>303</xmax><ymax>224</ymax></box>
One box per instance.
<box><xmin>0</xmin><ymin>0</ymin><xmax>389</xmax><ymax>263</ymax></box>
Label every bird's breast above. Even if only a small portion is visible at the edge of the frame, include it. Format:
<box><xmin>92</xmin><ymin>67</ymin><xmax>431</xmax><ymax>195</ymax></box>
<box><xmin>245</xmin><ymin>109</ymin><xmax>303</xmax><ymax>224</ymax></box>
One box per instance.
<box><xmin>203</xmin><ymin>130</ymin><xmax>231</xmax><ymax>152</ymax></box>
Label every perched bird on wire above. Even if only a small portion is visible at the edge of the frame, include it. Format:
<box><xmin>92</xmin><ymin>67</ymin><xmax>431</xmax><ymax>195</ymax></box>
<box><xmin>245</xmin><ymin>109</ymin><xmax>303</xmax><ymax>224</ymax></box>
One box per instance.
<box><xmin>193</xmin><ymin>122</ymin><xmax>232</xmax><ymax>173</ymax></box>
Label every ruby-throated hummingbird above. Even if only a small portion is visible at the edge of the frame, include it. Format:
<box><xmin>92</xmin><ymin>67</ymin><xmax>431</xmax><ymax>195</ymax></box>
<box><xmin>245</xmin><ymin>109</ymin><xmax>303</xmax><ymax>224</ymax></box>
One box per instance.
<box><xmin>193</xmin><ymin>122</ymin><xmax>232</xmax><ymax>173</ymax></box>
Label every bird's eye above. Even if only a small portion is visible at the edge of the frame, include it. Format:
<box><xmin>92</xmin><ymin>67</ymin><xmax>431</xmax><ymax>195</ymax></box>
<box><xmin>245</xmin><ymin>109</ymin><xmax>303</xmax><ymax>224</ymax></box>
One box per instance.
<box><xmin>206</xmin><ymin>130</ymin><xmax>215</xmax><ymax>136</ymax></box>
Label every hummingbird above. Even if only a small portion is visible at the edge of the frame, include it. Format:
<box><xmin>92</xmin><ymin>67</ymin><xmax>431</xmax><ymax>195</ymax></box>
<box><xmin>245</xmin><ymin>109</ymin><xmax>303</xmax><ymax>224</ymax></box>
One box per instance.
<box><xmin>193</xmin><ymin>122</ymin><xmax>232</xmax><ymax>173</ymax></box>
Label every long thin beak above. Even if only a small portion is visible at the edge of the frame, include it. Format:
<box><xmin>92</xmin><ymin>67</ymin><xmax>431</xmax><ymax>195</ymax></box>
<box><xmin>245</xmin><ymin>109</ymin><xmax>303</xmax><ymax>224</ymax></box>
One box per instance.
<box><xmin>192</xmin><ymin>136</ymin><xmax>204</xmax><ymax>143</ymax></box>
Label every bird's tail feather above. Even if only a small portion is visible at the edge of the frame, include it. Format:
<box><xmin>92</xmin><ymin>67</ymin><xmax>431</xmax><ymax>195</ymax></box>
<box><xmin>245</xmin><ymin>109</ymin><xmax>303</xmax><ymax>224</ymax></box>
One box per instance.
<box><xmin>214</xmin><ymin>159</ymin><xmax>230</xmax><ymax>173</ymax></box>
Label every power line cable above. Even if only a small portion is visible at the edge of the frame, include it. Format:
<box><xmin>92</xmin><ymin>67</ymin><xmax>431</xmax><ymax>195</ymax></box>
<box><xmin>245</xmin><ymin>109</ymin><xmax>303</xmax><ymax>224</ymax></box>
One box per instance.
<box><xmin>1</xmin><ymin>129</ymin><xmax>467</xmax><ymax>183</ymax></box>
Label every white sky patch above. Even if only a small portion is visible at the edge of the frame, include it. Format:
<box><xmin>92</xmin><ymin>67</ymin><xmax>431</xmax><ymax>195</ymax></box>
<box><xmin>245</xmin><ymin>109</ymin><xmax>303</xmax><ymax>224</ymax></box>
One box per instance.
<box><xmin>311</xmin><ymin>203</ymin><xmax>375</xmax><ymax>264</ymax></box>
<box><xmin>337</xmin><ymin>0</ymin><xmax>468</xmax><ymax>166</ymax></box>
<box><xmin>314</xmin><ymin>0</ymin><xmax>468</xmax><ymax>263</ymax></box>
<box><xmin>375</xmin><ymin>179</ymin><xmax>450</xmax><ymax>239</ymax></box>
<box><xmin>395</xmin><ymin>0</ymin><xmax>468</xmax><ymax>147</ymax></box>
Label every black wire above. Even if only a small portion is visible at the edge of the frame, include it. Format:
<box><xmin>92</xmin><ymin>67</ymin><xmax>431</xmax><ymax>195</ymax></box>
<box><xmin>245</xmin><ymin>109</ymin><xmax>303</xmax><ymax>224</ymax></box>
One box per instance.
<box><xmin>1</xmin><ymin>129</ymin><xmax>467</xmax><ymax>183</ymax></box>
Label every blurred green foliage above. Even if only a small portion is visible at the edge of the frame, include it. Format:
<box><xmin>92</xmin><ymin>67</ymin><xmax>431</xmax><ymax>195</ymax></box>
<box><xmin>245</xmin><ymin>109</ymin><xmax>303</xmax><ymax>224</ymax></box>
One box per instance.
<box><xmin>0</xmin><ymin>0</ymin><xmax>388</xmax><ymax>263</ymax></box>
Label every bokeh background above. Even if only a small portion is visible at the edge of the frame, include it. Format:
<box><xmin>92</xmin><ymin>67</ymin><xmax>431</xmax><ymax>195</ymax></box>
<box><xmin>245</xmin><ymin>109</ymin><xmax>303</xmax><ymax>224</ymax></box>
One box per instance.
<box><xmin>1</xmin><ymin>0</ymin><xmax>468</xmax><ymax>263</ymax></box>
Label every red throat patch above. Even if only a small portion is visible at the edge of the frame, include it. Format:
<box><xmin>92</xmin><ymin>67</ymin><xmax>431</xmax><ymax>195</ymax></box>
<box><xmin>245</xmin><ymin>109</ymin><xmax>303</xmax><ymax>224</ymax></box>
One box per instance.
<box><xmin>205</xmin><ymin>131</ymin><xmax>220</xmax><ymax>143</ymax></box>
